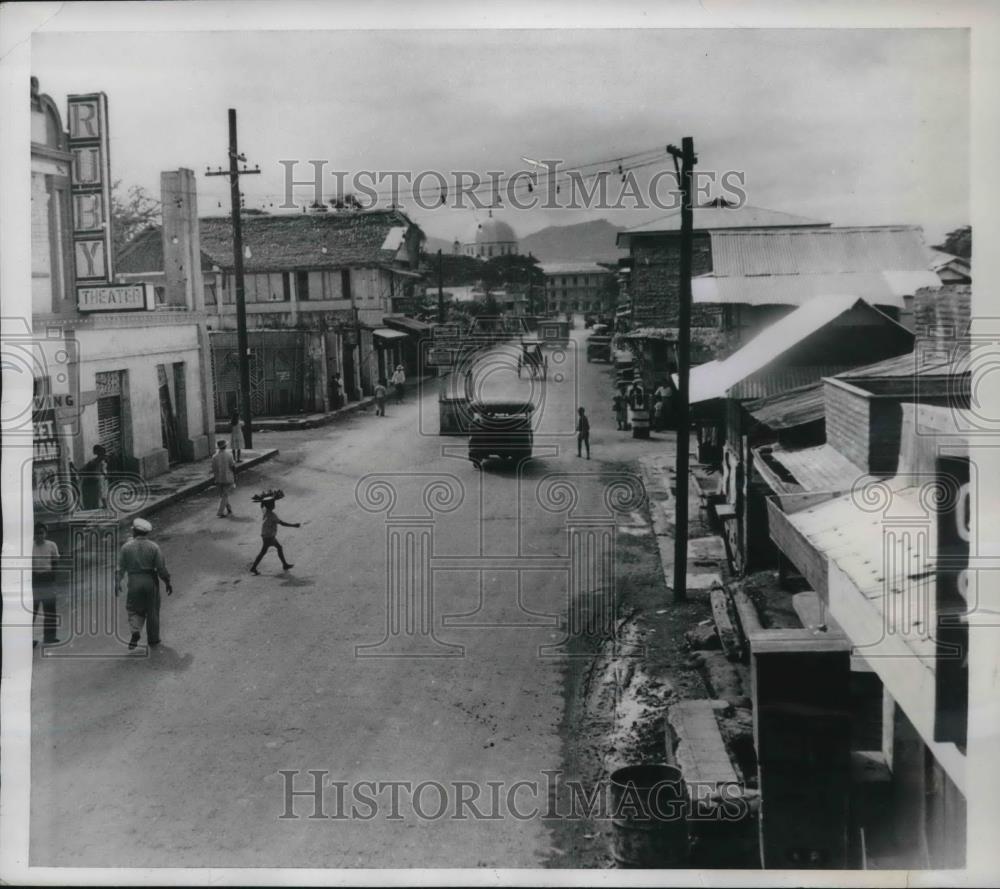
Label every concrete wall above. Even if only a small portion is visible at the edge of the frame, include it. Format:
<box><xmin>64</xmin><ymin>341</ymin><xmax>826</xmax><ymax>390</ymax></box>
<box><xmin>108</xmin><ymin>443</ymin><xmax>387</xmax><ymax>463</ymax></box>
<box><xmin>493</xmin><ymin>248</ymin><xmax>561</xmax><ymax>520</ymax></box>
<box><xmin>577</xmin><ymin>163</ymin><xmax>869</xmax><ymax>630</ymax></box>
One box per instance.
<box><xmin>74</xmin><ymin>320</ymin><xmax>210</xmax><ymax>477</ymax></box>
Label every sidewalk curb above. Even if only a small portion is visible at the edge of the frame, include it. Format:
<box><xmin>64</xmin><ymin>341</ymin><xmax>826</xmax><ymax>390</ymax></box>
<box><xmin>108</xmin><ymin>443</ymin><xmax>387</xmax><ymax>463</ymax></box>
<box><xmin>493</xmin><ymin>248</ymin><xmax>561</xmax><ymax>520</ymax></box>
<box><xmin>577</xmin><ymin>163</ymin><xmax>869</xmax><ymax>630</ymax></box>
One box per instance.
<box><xmin>121</xmin><ymin>448</ymin><xmax>280</xmax><ymax>530</ymax></box>
<box><xmin>216</xmin><ymin>401</ymin><xmax>374</xmax><ymax>434</ymax></box>
<box><xmin>213</xmin><ymin>376</ymin><xmax>438</xmax><ymax>433</ymax></box>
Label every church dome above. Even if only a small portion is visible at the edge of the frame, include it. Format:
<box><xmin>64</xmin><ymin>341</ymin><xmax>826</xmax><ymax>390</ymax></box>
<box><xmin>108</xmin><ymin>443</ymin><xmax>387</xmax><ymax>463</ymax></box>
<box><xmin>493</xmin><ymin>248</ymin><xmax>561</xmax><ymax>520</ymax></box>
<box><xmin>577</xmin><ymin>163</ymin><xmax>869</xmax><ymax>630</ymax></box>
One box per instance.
<box><xmin>463</xmin><ymin>214</ymin><xmax>519</xmax><ymax>259</ymax></box>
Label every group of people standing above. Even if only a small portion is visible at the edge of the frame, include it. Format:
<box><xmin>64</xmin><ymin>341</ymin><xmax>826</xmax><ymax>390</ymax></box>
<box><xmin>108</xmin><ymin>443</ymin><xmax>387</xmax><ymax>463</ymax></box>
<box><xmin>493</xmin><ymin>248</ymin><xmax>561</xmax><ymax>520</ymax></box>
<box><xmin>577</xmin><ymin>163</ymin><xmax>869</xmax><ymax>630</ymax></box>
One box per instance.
<box><xmin>613</xmin><ymin>378</ymin><xmax>676</xmax><ymax>433</ymax></box>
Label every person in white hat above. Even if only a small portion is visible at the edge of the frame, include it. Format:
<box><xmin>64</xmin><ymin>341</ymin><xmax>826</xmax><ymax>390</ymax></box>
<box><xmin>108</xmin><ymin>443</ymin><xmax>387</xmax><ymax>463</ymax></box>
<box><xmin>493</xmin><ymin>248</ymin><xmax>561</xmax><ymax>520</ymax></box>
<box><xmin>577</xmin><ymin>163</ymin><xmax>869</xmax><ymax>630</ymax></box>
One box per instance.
<box><xmin>115</xmin><ymin>517</ymin><xmax>172</xmax><ymax>650</ymax></box>
<box><xmin>390</xmin><ymin>364</ymin><xmax>406</xmax><ymax>404</ymax></box>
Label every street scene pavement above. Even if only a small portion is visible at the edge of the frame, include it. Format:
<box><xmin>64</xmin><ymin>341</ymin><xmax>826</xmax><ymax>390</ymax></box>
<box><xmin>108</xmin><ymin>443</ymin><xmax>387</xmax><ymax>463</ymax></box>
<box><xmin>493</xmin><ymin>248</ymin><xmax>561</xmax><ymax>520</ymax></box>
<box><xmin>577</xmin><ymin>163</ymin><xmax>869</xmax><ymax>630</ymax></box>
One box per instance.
<box><xmin>30</xmin><ymin>326</ymin><xmax>675</xmax><ymax>868</ymax></box>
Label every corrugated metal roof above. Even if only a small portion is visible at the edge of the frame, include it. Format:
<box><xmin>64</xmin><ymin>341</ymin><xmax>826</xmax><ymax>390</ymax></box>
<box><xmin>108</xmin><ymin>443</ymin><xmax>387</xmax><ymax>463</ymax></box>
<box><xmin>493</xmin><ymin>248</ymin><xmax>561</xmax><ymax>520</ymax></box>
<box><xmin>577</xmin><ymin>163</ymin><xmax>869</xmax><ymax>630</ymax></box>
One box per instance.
<box><xmin>692</xmin><ymin>272</ymin><xmax>940</xmax><ymax>308</ymax></box>
<box><xmin>617</xmin><ymin>205</ymin><xmax>829</xmax><ymax>243</ymax></box>
<box><xmin>745</xmin><ymin>383</ymin><xmax>825</xmax><ymax>429</ymax></box>
<box><xmin>684</xmin><ymin>295</ymin><xmax>883</xmax><ymax>403</ymax></box>
<box><xmin>836</xmin><ymin>349</ymin><xmax>969</xmax><ymax>381</ymax></box>
<box><xmin>785</xmin><ymin>483</ymin><xmax>938</xmax><ymax>667</ymax></box>
<box><xmin>709</xmin><ymin>227</ymin><xmax>934</xmax><ymax>276</ymax></box>
<box><xmin>754</xmin><ymin>442</ymin><xmax>873</xmax><ymax>494</ymax></box>
<box><xmin>689</xmin><ymin>227</ymin><xmax>941</xmax><ymax>309</ymax></box>
<box><xmin>728</xmin><ymin>365</ymin><xmax>855</xmax><ymax>400</ymax></box>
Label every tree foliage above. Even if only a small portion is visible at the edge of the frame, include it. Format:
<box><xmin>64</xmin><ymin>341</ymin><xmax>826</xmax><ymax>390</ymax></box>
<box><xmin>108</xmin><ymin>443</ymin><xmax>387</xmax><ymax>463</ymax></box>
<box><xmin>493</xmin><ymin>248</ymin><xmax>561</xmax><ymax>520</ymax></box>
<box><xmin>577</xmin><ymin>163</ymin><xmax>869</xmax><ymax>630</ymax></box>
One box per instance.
<box><xmin>111</xmin><ymin>181</ymin><xmax>161</xmax><ymax>262</ymax></box>
<box><xmin>932</xmin><ymin>226</ymin><xmax>971</xmax><ymax>260</ymax></box>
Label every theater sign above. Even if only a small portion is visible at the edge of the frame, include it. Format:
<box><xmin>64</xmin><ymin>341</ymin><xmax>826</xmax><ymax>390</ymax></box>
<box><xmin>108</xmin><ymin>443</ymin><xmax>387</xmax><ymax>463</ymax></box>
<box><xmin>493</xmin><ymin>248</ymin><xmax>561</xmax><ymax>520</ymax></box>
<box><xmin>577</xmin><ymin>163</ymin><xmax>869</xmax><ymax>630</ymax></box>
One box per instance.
<box><xmin>68</xmin><ymin>91</ymin><xmax>153</xmax><ymax>312</ymax></box>
<box><xmin>77</xmin><ymin>283</ymin><xmax>154</xmax><ymax>312</ymax></box>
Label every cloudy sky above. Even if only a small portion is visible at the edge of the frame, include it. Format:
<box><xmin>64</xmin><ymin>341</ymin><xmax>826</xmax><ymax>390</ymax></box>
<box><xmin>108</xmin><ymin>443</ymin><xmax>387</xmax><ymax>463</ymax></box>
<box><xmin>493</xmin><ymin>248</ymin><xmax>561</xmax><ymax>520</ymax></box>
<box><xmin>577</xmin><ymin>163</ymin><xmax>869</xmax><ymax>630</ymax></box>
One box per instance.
<box><xmin>32</xmin><ymin>26</ymin><xmax>969</xmax><ymax>245</ymax></box>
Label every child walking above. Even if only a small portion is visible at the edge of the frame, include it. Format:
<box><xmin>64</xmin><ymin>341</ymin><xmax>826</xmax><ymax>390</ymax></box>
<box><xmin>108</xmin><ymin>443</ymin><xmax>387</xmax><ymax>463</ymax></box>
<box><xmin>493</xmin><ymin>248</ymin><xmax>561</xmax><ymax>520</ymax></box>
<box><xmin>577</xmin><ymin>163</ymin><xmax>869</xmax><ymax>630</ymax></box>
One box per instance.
<box><xmin>250</xmin><ymin>494</ymin><xmax>300</xmax><ymax>574</ymax></box>
<box><xmin>374</xmin><ymin>379</ymin><xmax>387</xmax><ymax>417</ymax></box>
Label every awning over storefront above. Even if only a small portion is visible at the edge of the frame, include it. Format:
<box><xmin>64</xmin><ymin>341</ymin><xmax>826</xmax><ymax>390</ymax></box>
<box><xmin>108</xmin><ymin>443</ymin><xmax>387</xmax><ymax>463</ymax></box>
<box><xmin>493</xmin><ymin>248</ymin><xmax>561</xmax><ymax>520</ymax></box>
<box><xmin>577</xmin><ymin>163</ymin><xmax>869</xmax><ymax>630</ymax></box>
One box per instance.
<box><xmin>373</xmin><ymin>328</ymin><xmax>408</xmax><ymax>341</ymax></box>
<box><xmin>383</xmin><ymin>315</ymin><xmax>434</xmax><ymax>335</ymax></box>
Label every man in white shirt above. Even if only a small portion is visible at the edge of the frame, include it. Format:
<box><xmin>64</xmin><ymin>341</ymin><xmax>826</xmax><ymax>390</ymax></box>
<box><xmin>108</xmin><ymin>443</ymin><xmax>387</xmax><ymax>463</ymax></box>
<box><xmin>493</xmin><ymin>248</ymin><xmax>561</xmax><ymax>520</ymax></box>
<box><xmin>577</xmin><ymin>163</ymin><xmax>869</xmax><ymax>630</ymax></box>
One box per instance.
<box><xmin>32</xmin><ymin>522</ymin><xmax>61</xmax><ymax>646</ymax></box>
<box><xmin>211</xmin><ymin>440</ymin><xmax>237</xmax><ymax>517</ymax></box>
<box><xmin>390</xmin><ymin>365</ymin><xmax>406</xmax><ymax>404</ymax></box>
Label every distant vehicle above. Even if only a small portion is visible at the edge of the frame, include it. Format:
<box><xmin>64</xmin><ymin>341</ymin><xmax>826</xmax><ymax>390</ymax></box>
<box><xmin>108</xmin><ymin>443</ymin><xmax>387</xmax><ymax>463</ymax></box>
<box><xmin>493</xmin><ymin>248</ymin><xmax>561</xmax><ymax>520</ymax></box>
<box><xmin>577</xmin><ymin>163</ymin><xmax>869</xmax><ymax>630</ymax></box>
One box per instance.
<box><xmin>584</xmin><ymin>313</ymin><xmax>596</xmax><ymax>329</ymax></box>
<box><xmin>586</xmin><ymin>331</ymin><xmax>613</xmax><ymax>362</ymax></box>
<box><xmin>517</xmin><ymin>339</ymin><xmax>548</xmax><ymax>379</ymax></box>
<box><xmin>536</xmin><ymin>319</ymin><xmax>571</xmax><ymax>347</ymax></box>
<box><xmin>468</xmin><ymin>400</ymin><xmax>535</xmax><ymax>469</ymax></box>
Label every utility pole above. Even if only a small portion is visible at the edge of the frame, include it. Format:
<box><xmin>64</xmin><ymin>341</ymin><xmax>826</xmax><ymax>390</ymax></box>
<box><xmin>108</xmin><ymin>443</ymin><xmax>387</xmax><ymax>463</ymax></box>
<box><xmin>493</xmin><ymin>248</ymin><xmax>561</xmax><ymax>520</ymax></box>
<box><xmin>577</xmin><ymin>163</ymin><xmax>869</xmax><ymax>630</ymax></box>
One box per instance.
<box><xmin>667</xmin><ymin>137</ymin><xmax>696</xmax><ymax>604</ymax></box>
<box><xmin>206</xmin><ymin>109</ymin><xmax>260</xmax><ymax>447</ymax></box>
<box><xmin>437</xmin><ymin>249</ymin><xmax>445</xmax><ymax>323</ymax></box>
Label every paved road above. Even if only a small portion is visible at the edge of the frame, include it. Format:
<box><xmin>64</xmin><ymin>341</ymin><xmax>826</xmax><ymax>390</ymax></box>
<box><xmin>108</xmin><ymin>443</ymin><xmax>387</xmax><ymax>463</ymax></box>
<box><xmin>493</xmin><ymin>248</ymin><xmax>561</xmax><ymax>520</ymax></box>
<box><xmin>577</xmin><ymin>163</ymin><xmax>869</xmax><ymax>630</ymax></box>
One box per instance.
<box><xmin>30</xmin><ymin>326</ymin><xmax>669</xmax><ymax>868</ymax></box>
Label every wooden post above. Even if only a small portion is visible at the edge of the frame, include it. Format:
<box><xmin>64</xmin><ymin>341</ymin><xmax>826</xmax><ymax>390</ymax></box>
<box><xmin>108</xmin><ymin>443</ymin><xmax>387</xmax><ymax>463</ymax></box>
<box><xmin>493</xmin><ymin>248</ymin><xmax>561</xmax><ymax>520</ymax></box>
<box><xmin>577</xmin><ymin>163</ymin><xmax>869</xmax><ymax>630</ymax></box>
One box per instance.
<box><xmin>669</xmin><ymin>137</ymin><xmax>696</xmax><ymax>603</ymax></box>
<box><xmin>206</xmin><ymin>110</ymin><xmax>259</xmax><ymax>447</ymax></box>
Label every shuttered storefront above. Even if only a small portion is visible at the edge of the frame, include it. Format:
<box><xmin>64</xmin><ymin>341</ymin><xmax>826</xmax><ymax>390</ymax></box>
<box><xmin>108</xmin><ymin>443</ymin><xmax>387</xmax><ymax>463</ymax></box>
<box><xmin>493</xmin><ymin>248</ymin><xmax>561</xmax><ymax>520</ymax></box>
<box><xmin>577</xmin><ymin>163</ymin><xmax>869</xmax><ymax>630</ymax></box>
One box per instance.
<box><xmin>210</xmin><ymin>330</ymin><xmax>308</xmax><ymax>418</ymax></box>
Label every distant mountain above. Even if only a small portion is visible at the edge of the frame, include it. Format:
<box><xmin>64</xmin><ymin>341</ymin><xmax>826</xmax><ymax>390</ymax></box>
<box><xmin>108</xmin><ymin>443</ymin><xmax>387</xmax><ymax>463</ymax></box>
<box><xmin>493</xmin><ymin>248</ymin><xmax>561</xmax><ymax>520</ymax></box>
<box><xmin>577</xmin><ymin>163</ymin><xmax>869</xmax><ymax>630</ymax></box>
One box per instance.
<box><xmin>520</xmin><ymin>219</ymin><xmax>625</xmax><ymax>263</ymax></box>
<box><xmin>423</xmin><ymin>235</ymin><xmax>458</xmax><ymax>255</ymax></box>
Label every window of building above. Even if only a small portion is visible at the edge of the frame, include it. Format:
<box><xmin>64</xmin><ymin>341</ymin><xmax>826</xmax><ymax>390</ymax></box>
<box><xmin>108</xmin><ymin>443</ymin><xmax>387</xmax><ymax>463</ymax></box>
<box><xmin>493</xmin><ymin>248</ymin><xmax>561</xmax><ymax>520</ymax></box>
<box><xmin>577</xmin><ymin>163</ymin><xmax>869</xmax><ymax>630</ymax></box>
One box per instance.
<box><xmin>296</xmin><ymin>271</ymin><xmax>309</xmax><ymax>301</ymax></box>
<box><xmin>341</xmin><ymin>268</ymin><xmax>352</xmax><ymax>301</ymax></box>
<box><xmin>572</xmin><ymin>276</ymin><xmax>578</xmax><ymax>286</ymax></box>
<box><xmin>283</xmin><ymin>273</ymin><xmax>292</xmax><ymax>301</ymax></box>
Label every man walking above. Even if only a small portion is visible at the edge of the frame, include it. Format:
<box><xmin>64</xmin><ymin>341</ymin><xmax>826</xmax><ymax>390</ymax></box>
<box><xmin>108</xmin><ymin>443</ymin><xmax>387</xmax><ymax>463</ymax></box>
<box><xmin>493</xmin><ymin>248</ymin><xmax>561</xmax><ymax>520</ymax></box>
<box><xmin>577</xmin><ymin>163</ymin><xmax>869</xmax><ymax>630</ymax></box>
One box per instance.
<box><xmin>32</xmin><ymin>522</ymin><xmax>61</xmax><ymax>646</ymax></box>
<box><xmin>576</xmin><ymin>406</ymin><xmax>591</xmax><ymax>459</ymax></box>
<box><xmin>212</xmin><ymin>439</ymin><xmax>236</xmax><ymax>517</ymax></box>
<box><xmin>391</xmin><ymin>364</ymin><xmax>406</xmax><ymax>404</ymax></box>
<box><xmin>116</xmin><ymin>518</ymin><xmax>172</xmax><ymax>650</ymax></box>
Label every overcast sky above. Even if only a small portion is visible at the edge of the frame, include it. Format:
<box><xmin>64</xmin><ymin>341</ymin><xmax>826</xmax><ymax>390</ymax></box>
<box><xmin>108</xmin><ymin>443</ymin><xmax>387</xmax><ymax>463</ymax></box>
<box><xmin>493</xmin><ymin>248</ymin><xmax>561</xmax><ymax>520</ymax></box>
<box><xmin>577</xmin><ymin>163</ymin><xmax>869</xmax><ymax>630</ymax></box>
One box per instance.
<box><xmin>32</xmin><ymin>27</ymin><xmax>969</xmax><ymax>246</ymax></box>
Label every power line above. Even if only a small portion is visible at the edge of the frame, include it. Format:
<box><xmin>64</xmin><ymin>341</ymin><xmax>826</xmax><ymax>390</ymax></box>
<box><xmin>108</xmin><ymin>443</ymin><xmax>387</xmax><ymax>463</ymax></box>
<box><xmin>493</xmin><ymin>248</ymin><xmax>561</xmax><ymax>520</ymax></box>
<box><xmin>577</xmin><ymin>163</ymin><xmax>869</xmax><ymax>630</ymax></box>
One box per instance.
<box><xmin>222</xmin><ymin>155</ymin><xmax>677</xmax><ymax>210</ymax></box>
<box><xmin>197</xmin><ymin>144</ymin><xmax>675</xmax><ymax>206</ymax></box>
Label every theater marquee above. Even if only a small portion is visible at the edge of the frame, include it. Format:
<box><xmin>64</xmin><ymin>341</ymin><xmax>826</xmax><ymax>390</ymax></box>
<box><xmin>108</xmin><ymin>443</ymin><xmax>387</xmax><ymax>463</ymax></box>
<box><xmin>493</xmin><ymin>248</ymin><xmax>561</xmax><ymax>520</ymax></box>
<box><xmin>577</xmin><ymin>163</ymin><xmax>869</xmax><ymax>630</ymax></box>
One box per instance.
<box><xmin>67</xmin><ymin>92</ymin><xmax>114</xmax><ymax>293</ymax></box>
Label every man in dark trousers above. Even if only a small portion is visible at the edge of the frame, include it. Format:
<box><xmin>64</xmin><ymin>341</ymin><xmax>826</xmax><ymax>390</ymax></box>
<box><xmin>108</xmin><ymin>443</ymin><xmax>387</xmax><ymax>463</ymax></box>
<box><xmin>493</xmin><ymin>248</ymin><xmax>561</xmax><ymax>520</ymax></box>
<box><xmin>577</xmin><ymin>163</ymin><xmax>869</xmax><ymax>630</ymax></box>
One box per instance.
<box><xmin>116</xmin><ymin>517</ymin><xmax>172</xmax><ymax>650</ymax></box>
<box><xmin>576</xmin><ymin>406</ymin><xmax>591</xmax><ymax>459</ymax></box>
<box><xmin>32</xmin><ymin>522</ymin><xmax>61</xmax><ymax>646</ymax></box>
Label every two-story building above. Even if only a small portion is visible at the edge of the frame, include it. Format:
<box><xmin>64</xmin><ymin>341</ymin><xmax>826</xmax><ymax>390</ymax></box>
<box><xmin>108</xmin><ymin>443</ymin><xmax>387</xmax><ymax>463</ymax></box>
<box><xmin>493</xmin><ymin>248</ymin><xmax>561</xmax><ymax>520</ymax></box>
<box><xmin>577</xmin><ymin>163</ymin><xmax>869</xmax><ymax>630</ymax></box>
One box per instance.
<box><xmin>118</xmin><ymin>206</ymin><xmax>427</xmax><ymax>416</ymax></box>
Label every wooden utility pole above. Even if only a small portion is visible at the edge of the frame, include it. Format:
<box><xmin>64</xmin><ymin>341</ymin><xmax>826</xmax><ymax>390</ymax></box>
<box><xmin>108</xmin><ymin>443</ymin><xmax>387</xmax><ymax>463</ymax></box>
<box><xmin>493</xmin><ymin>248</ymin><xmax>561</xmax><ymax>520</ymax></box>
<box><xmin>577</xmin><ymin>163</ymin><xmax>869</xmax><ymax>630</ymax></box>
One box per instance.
<box><xmin>668</xmin><ymin>137</ymin><xmax>696</xmax><ymax>603</ymax></box>
<box><xmin>437</xmin><ymin>249</ymin><xmax>445</xmax><ymax>323</ymax></box>
<box><xmin>206</xmin><ymin>109</ymin><xmax>259</xmax><ymax>447</ymax></box>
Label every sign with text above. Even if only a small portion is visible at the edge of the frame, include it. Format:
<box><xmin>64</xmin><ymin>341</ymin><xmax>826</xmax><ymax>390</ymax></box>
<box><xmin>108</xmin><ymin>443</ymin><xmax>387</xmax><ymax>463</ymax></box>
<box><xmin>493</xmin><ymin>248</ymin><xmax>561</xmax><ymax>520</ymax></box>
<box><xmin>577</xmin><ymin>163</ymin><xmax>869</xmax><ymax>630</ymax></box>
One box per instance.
<box><xmin>77</xmin><ymin>283</ymin><xmax>153</xmax><ymax>313</ymax></box>
<box><xmin>68</xmin><ymin>92</ymin><xmax>113</xmax><ymax>291</ymax></box>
